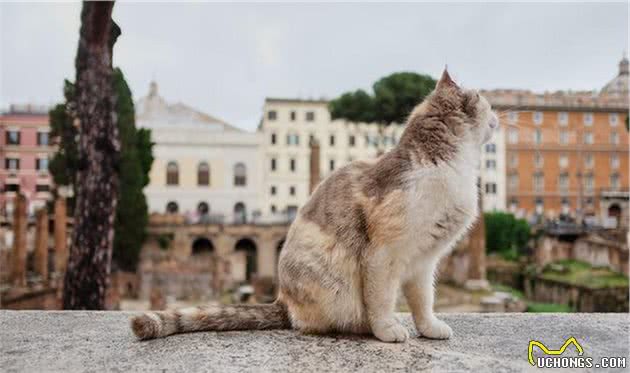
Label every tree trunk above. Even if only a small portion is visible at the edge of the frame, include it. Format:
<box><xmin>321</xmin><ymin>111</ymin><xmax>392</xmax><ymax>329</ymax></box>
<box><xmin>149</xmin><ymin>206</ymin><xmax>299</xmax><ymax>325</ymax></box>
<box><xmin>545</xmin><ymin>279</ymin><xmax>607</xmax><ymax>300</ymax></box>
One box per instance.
<box><xmin>63</xmin><ymin>2</ymin><xmax>119</xmax><ymax>310</ymax></box>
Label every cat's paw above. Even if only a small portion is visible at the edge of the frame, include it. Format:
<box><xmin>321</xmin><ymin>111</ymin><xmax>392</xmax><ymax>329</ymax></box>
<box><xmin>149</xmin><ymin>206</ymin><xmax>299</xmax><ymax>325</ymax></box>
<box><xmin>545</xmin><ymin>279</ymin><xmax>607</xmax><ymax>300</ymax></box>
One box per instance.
<box><xmin>372</xmin><ymin>320</ymin><xmax>409</xmax><ymax>343</ymax></box>
<box><xmin>417</xmin><ymin>317</ymin><xmax>453</xmax><ymax>340</ymax></box>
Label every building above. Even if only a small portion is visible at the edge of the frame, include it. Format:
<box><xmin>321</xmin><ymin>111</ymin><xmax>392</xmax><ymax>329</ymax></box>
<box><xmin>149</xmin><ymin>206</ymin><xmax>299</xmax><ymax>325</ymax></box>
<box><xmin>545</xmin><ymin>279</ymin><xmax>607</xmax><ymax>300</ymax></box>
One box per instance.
<box><xmin>483</xmin><ymin>56</ymin><xmax>629</xmax><ymax>224</ymax></box>
<box><xmin>259</xmin><ymin>98</ymin><xmax>405</xmax><ymax>218</ymax></box>
<box><xmin>0</xmin><ymin>105</ymin><xmax>53</xmax><ymax>218</ymax></box>
<box><xmin>480</xmin><ymin>126</ymin><xmax>507</xmax><ymax>212</ymax></box>
<box><xmin>136</xmin><ymin>82</ymin><xmax>263</xmax><ymax>223</ymax></box>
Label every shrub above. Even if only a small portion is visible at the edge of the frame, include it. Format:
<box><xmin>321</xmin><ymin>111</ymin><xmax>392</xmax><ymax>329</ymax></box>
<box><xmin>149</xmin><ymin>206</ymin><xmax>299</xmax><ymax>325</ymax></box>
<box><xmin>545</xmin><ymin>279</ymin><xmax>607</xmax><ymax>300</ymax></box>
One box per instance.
<box><xmin>484</xmin><ymin>212</ymin><xmax>531</xmax><ymax>259</ymax></box>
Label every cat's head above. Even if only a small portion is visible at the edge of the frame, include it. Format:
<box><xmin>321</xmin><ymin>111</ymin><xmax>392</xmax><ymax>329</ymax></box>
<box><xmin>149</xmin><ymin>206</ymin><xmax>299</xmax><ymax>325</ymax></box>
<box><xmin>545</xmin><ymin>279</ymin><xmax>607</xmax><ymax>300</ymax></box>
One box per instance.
<box><xmin>415</xmin><ymin>69</ymin><xmax>498</xmax><ymax>145</ymax></box>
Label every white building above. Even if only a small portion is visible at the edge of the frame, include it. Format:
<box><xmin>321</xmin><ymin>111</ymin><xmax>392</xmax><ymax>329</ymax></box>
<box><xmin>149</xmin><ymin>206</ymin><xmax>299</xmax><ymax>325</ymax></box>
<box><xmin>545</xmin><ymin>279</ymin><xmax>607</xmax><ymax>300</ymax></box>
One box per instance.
<box><xmin>259</xmin><ymin>98</ymin><xmax>405</xmax><ymax>217</ymax></box>
<box><xmin>479</xmin><ymin>126</ymin><xmax>507</xmax><ymax>212</ymax></box>
<box><xmin>136</xmin><ymin>82</ymin><xmax>263</xmax><ymax>223</ymax></box>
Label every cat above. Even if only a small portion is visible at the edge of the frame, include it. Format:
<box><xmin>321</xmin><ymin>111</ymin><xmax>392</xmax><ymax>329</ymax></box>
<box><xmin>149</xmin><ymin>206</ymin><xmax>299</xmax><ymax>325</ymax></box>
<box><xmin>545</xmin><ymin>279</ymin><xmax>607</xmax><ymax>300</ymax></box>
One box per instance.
<box><xmin>131</xmin><ymin>69</ymin><xmax>498</xmax><ymax>342</ymax></box>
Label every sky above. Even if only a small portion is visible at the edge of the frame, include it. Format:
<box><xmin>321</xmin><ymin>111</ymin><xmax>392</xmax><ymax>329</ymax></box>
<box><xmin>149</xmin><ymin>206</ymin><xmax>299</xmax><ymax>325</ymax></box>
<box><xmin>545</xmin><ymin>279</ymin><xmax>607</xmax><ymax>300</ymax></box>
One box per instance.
<box><xmin>1</xmin><ymin>2</ymin><xmax>628</xmax><ymax>132</ymax></box>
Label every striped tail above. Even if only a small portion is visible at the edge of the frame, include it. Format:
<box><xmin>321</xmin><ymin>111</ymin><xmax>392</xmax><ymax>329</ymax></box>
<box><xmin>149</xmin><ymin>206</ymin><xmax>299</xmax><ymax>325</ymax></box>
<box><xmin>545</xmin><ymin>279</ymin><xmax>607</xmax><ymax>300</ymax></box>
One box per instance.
<box><xmin>130</xmin><ymin>301</ymin><xmax>291</xmax><ymax>340</ymax></box>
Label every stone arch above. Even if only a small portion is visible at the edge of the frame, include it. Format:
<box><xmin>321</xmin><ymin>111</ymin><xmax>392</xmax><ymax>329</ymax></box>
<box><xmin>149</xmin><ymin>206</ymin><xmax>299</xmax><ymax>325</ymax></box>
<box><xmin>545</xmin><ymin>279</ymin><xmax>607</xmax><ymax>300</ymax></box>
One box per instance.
<box><xmin>235</xmin><ymin>237</ymin><xmax>257</xmax><ymax>282</ymax></box>
<box><xmin>192</xmin><ymin>237</ymin><xmax>214</xmax><ymax>255</ymax></box>
<box><xmin>608</xmin><ymin>203</ymin><xmax>622</xmax><ymax>219</ymax></box>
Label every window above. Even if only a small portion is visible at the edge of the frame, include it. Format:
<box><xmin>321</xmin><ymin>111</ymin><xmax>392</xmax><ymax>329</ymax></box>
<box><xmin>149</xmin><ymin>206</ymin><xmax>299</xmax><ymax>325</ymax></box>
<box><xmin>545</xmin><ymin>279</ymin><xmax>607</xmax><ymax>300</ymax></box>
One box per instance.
<box><xmin>610</xmin><ymin>173</ymin><xmax>620</xmax><ymax>190</ymax></box>
<box><xmin>349</xmin><ymin>135</ymin><xmax>356</xmax><ymax>147</ymax></box>
<box><xmin>36</xmin><ymin>158</ymin><xmax>49</xmax><ymax>171</ymax></box>
<box><xmin>329</xmin><ymin>135</ymin><xmax>335</xmax><ymax>146</ymax></box>
<box><xmin>290</xmin><ymin>111</ymin><xmax>296</xmax><ymax>121</ymax></box>
<box><xmin>197</xmin><ymin>162</ymin><xmax>210</xmax><ymax>186</ymax></box>
<box><xmin>166</xmin><ymin>201</ymin><xmax>179</xmax><ymax>214</ymax></box>
<box><xmin>306</xmin><ymin>111</ymin><xmax>315</xmax><ymax>121</ymax></box>
<box><xmin>485</xmin><ymin>143</ymin><xmax>496</xmax><ymax>153</ymax></box>
<box><xmin>583</xmin><ymin>132</ymin><xmax>593</xmax><ymax>145</ymax></box>
<box><xmin>289</xmin><ymin>186</ymin><xmax>296</xmax><ymax>196</ymax></box>
<box><xmin>5</xmin><ymin>158</ymin><xmax>20</xmax><ymax>170</ymax></box>
<box><xmin>609</xmin><ymin>113</ymin><xmax>619</xmax><ymax>126</ymax></box>
<box><xmin>6</xmin><ymin>130</ymin><xmax>20</xmax><ymax>145</ymax></box>
<box><xmin>508</xmin><ymin>173</ymin><xmax>519</xmax><ymax>190</ymax></box>
<box><xmin>271</xmin><ymin>133</ymin><xmax>276</xmax><ymax>145</ymax></box>
<box><xmin>290</xmin><ymin>158</ymin><xmax>296</xmax><ymax>172</ymax></box>
<box><xmin>35</xmin><ymin>184</ymin><xmax>50</xmax><ymax>193</ymax></box>
<box><xmin>533</xmin><ymin>129</ymin><xmax>543</xmax><ymax>144</ymax></box>
<box><xmin>583</xmin><ymin>112</ymin><xmax>593</xmax><ymax>126</ymax></box>
<box><xmin>270</xmin><ymin>158</ymin><xmax>277</xmax><ymax>171</ymax></box>
<box><xmin>197</xmin><ymin>202</ymin><xmax>209</xmax><ymax>216</ymax></box>
<box><xmin>534</xmin><ymin>153</ymin><xmax>544</xmax><ymax>168</ymax></box>
<box><xmin>584</xmin><ymin>174</ymin><xmax>594</xmax><ymax>193</ymax></box>
<box><xmin>610</xmin><ymin>132</ymin><xmax>619</xmax><ymax>145</ymax></box>
<box><xmin>611</xmin><ymin>154</ymin><xmax>620</xmax><ymax>169</ymax></box>
<box><xmin>485</xmin><ymin>160</ymin><xmax>496</xmax><ymax>169</ymax></box>
<box><xmin>234</xmin><ymin>163</ymin><xmax>247</xmax><ymax>186</ymax></box>
<box><xmin>508</xmin><ymin>128</ymin><xmax>519</xmax><ymax>144</ymax></box>
<box><xmin>166</xmin><ymin>161</ymin><xmax>179</xmax><ymax>185</ymax></box>
<box><xmin>559</xmin><ymin>130</ymin><xmax>569</xmax><ymax>145</ymax></box>
<box><xmin>533</xmin><ymin>111</ymin><xmax>543</xmax><ymax>125</ymax></box>
<box><xmin>559</xmin><ymin>154</ymin><xmax>569</xmax><ymax>168</ymax></box>
<box><xmin>509</xmin><ymin>197</ymin><xmax>519</xmax><ymax>211</ymax></box>
<box><xmin>508</xmin><ymin>112</ymin><xmax>518</xmax><ymax>123</ymax></box>
<box><xmin>234</xmin><ymin>202</ymin><xmax>247</xmax><ymax>224</ymax></box>
<box><xmin>287</xmin><ymin>134</ymin><xmax>299</xmax><ymax>146</ymax></box>
<box><xmin>270</xmin><ymin>205</ymin><xmax>277</xmax><ymax>214</ymax></box>
<box><xmin>558</xmin><ymin>112</ymin><xmax>568</xmax><ymax>126</ymax></box>
<box><xmin>484</xmin><ymin>183</ymin><xmax>497</xmax><ymax>194</ymax></box>
<box><xmin>535</xmin><ymin>197</ymin><xmax>544</xmax><ymax>213</ymax></box>
<box><xmin>37</xmin><ymin>132</ymin><xmax>49</xmax><ymax>146</ymax></box>
<box><xmin>558</xmin><ymin>173</ymin><xmax>569</xmax><ymax>192</ymax></box>
<box><xmin>267</xmin><ymin>110</ymin><xmax>277</xmax><ymax>120</ymax></box>
<box><xmin>584</xmin><ymin>153</ymin><xmax>594</xmax><ymax>169</ymax></box>
<box><xmin>329</xmin><ymin>159</ymin><xmax>335</xmax><ymax>171</ymax></box>
<box><xmin>509</xmin><ymin>154</ymin><xmax>518</xmax><ymax>168</ymax></box>
<box><xmin>534</xmin><ymin>172</ymin><xmax>544</xmax><ymax>192</ymax></box>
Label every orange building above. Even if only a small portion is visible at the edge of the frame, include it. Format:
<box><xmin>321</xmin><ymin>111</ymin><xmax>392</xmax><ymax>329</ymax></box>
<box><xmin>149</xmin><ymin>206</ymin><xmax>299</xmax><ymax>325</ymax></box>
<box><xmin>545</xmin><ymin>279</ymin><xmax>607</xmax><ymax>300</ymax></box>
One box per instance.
<box><xmin>484</xmin><ymin>56</ymin><xmax>629</xmax><ymax>225</ymax></box>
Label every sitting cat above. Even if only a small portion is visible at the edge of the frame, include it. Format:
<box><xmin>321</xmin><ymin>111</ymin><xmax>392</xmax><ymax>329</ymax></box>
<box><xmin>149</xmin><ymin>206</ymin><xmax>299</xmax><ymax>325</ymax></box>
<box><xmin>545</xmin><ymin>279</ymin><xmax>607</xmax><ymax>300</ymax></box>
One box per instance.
<box><xmin>131</xmin><ymin>69</ymin><xmax>498</xmax><ymax>342</ymax></box>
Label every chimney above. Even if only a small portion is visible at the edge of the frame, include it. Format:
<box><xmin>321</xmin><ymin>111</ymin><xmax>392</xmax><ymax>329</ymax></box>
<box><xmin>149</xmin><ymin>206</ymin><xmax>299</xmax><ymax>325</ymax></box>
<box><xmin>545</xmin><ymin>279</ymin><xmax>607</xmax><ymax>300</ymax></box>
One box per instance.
<box><xmin>309</xmin><ymin>137</ymin><xmax>321</xmax><ymax>194</ymax></box>
<box><xmin>10</xmin><ymin>194</ymin><xmax>27</xmax><ymax>287</ymax></box>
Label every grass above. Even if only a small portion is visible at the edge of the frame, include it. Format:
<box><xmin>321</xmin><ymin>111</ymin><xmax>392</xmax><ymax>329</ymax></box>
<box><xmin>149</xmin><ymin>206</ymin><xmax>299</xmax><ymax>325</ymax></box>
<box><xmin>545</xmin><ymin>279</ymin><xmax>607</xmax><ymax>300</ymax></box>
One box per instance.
<box><xmin>540</xmin><ymin>259</ymin><xmax>629</xmax><ymax>289</ymax></box>
<box><xmin>527</xmin><ymin>302</ymin><xmax>573</xmax><ymax>313</ymax></box>
<box><xmin>491</xmin><ymin>283</ymin><xmax>524</xmax><ymax>299</ymax></box>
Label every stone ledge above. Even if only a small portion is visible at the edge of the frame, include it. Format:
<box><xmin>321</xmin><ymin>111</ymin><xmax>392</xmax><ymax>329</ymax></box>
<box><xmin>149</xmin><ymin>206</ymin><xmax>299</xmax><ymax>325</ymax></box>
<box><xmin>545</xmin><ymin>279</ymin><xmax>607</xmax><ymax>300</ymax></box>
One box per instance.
<box><xmin>0</xmin><ymin>311</ymin><xmax>628</xmax><ymax>372</ymax></box>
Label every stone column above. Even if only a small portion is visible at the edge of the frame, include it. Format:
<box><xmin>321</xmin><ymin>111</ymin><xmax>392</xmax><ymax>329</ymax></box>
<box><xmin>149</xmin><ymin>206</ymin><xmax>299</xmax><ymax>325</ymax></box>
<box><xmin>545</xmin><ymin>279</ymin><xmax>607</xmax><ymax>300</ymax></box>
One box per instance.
<box><xmin>257</xmin><ymin>234</ymin><xmax>276</xmax><ymax>278</ymax></box>
<box><xmin>34</xmin><ymin>208</ymin><xmax>49</xmax><ymax>283</ymax></box>
<box><xmin>309</xmin><ymin>138</ymin><xmax>321</xmax><ymax>194</ymax></box>
<box><xmin>54</xmin><ymin>197</ymin><xmax>68</xmax><ymax>275</ymax></box>
<box><xmin>10</xmin><ymin>193</ymin><xmax>27</xmax><ymax>287</ymax></box>
<box><xmin>465</xmin><ymin>187</ymin><xmax>488</xmax><ymax>290</ymax></box>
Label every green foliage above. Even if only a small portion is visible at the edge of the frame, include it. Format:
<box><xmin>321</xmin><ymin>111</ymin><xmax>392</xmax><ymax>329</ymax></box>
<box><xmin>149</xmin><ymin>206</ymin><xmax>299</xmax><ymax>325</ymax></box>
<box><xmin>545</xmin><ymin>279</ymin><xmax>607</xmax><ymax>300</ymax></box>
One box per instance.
<box><xmin>484</xmin><ymin>212</ymin><xmax>530</xmax><ymax>259</ymax></box>
<box><xmin>540</xmin><ymin>259</ymin><xmax>629</xmax><ymax>289</ymax></box>
<box><xmin>329</xmin><ymin>72</ymin><xmax>436</xmax><ymax>125</ymax></box>
<box><xmin>49</xmin><ymin>68</ymin><xmax>153</xmax><ymax>272</ymax></box>
<box><xmin>491</xmin><ymin>283</ymin><xmax>524</xmax><ymax>299</ymax></box>
<box><xmin>526</xmin><ymin>302</ymin><xmax>573</xmax><ymax>313</ymax></box>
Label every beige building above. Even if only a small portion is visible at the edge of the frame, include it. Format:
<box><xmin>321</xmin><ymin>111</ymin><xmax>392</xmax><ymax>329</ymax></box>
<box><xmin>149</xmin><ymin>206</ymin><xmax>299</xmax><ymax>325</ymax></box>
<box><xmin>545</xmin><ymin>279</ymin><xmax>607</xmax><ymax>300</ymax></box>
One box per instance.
<box><xmin>258</xmin><ymin>98</ymin><xmax>405</xmax><ymax>218</ymax></box>
<box><xmin>137</xmin><ymin>82</ymin><xmax>263</xmax><ymax>223</ymax></box>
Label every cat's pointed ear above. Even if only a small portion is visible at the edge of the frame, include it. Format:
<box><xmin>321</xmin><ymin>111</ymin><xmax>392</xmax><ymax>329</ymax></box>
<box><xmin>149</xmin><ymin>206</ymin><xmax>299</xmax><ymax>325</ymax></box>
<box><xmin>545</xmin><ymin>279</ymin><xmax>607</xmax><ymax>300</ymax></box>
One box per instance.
<box><xmin>436</xmin><ymin>68</ymin><xmax>458</xmax><ymax>90</ymax></box>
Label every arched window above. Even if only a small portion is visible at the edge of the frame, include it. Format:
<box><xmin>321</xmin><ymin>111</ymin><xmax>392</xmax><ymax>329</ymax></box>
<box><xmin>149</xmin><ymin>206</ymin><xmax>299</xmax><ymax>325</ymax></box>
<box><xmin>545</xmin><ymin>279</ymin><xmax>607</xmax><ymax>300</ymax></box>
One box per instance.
<box><xmin>166</xmin><ymin>201</ymin><xmax>179</xmax><ymax>214</ymax></box>
<box><xmin>197</xmin><ymin>162</ymin><xmax>210</xmax><ymax>186</ymax></box>
<box><xmin>234</xmin><ymin>202</ymin><xmax>246</xmax><ymax>224</ymax></box>
<box><xmin>197</xmin><ymin>202</ymin><xmax>209</xmax><ymax>216</ymax></box>
<box><xmin>166</xmin><ymin>161</ymin><xmax>179</xmax><ymax>186</ymax></box>
<box><xmin>234</xmin><ymin>163</ymin><xmax>246</xmax><ymax>186</ymax></box>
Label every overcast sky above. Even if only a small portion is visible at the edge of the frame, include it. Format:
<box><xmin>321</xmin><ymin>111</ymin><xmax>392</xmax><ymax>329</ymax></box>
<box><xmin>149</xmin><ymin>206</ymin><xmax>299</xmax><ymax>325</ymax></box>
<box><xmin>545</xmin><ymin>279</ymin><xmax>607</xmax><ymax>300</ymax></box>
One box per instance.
<box><xmin>1</xmin><ymin>2</ymin><xmax>628</xmax><ymax>131</ymax></box>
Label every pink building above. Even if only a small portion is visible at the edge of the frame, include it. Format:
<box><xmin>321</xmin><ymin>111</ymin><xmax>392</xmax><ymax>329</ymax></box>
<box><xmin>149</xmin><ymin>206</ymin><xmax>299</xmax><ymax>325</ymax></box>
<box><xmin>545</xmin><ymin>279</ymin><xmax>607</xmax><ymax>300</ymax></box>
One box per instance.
<box><xmin>0</xmin><ymin>105</ymin><xmax>54</xmax><ymax>218</ymax></box>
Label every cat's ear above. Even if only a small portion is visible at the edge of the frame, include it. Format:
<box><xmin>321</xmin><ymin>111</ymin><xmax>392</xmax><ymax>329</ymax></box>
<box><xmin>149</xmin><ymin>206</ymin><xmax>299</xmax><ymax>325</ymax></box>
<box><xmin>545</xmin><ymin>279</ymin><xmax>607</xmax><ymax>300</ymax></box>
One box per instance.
<box><xmin>436</xmin><ymin>68</ymin><xmax>458</xmax><ymax>90</ymax></box>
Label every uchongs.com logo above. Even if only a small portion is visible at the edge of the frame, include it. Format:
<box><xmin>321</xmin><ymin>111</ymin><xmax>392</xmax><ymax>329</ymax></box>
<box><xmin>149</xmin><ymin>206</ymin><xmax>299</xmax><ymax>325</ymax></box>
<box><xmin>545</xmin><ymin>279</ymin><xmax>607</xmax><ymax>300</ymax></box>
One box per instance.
<box><xmin>528</xmin><ymin>337</ymin><xmax>627</xmax><ymax>369</ymax></box>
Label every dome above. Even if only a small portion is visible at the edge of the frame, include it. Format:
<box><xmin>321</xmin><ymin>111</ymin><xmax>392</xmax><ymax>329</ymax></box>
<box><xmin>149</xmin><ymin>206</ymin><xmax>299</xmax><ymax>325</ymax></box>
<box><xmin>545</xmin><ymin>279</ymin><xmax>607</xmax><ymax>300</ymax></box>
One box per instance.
<box><xmin>601</xmin><ymin>55</ymin><xmax>629</xmax><ymax>97</ymax></box>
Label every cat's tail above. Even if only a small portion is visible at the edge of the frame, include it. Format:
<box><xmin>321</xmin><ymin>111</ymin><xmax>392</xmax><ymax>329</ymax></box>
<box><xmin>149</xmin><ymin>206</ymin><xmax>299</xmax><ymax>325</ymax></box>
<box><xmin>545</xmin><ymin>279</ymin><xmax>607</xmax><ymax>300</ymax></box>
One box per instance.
<box><xmin>130</xmin><ymin>301</ymin><xmax>291</xmax><ymax>340</ymax></box>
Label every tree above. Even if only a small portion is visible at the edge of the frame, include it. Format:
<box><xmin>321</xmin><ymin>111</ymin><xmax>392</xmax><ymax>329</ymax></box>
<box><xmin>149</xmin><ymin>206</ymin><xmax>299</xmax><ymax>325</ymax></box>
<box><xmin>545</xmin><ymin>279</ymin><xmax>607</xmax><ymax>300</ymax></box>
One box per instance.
<box><xmin>484</xmin><ymin>212</ymin><xmax>530</xmax><ymax>260</ymax></box>
<box><xmin>329</xmin><ymin>72</ymin><xmax>436</xmax><ymax>125</ymax></box>
<box><xmin>112</xmin><ymin>67</ymin><xmax>154</xmax><ymax>272</ymax></box>
<box><xmin>63</xmin><ymin>2</ymin><xmax>119</xmax><ymax>309</ymax></box>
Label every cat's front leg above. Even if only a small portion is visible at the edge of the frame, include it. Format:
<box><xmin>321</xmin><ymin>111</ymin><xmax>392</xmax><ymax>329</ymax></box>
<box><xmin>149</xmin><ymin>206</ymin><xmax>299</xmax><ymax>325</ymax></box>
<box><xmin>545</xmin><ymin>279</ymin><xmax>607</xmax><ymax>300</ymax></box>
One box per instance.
<box><xmin>362</xmin><ymin>251</ymin><xmax>409</xmax><ymax>343</ymax></box>
<box><xmin>402</xmin><ymin>265</ymin><xmax>453</xmax><ymax>340</ymax></box>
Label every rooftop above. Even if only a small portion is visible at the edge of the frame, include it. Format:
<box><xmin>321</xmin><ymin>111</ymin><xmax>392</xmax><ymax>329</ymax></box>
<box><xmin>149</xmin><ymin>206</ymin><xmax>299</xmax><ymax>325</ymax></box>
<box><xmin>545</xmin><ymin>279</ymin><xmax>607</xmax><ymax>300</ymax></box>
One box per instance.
<box><xmin>1</xmin><ymin>311</ymin><xmax>627</xmax><ymax>372</ymax></box>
